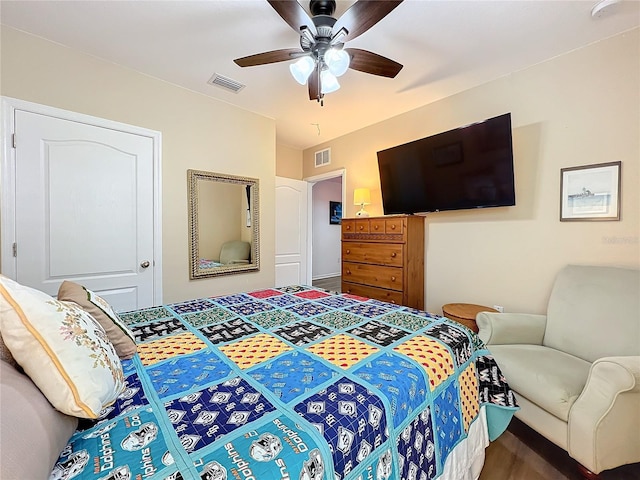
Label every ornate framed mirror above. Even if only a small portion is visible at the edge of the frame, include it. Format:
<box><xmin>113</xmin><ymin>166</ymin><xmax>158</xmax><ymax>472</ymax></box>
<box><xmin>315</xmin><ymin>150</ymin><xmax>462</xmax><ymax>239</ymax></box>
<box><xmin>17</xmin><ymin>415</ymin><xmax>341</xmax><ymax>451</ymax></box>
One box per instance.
<box><xmin>188</xmin><ymin>169</ymin><xmax>260</xmax><ymax>279</ymax></box>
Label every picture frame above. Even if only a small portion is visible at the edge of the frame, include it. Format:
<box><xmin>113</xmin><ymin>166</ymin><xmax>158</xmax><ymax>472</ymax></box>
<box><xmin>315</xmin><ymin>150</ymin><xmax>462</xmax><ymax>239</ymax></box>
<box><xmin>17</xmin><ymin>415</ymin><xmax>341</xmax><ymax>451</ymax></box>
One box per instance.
<box><xmin>560</xmin><ymin>161</ymin><xmax>621</xmax><ymax>221</ymax></box>
<box><xmin>329</xmin><ymin>201</ymin><xmax>342</xmax><ymax>225</ymax></box>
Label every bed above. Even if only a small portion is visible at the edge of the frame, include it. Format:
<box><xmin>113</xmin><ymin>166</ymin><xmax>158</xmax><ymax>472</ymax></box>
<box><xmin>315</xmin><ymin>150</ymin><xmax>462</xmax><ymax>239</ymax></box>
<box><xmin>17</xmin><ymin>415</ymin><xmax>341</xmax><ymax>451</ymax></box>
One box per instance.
<box><xmin>199</xmin><ymin>258</ymin><xmax>224</xmax><ymax>269</ymax></box>
<box><xmin>49</xmin><ymin>285</ymin><xmax>517</xmax><ymax>480</ymax></box>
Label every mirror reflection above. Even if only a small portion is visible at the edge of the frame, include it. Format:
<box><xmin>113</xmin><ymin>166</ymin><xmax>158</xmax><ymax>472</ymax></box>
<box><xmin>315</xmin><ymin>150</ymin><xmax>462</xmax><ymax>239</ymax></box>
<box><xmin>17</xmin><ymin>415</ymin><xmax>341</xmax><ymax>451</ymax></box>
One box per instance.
<box><xmin>188</xmin><ymin>169</ymin><xmax>259</xmax><ymax>279</ymax></box>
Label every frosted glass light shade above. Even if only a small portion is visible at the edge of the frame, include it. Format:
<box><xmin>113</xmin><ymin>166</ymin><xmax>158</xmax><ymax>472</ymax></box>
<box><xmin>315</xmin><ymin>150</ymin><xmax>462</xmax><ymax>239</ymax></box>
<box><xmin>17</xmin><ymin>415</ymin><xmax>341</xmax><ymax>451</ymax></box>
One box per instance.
<box><xmin>320</xmin><ymin>70</ymin><xmax>340</xmax><ymax>94</ymax></box>
<box><xmin>289</xmin><ymin>56</ymin><xmax>315</xmax><ymax>85</ymax></box>
<box><xmin>353</xmin><ymin>188</ymin><xmax>371</xmax><ymax>206</ymax></box>
<box><xmin>325</xmin><ymin>48</ymin><xmax>350</xmax><ymax>77</ymax></box>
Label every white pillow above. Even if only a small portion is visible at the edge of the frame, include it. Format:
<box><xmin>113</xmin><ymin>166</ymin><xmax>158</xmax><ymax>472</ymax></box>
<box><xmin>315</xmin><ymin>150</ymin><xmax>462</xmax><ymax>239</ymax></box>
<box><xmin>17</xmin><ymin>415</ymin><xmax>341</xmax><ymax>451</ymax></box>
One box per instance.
<box><xmin>0</xmin><ymin>275</ymin><xmax>125</xmax><ymax>418</ymax></box>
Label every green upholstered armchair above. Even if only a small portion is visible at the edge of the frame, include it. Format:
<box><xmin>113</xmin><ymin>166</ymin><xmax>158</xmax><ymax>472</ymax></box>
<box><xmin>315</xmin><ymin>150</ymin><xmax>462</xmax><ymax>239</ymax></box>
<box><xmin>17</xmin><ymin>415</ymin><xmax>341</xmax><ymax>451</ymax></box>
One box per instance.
<box><xmin>219</xmin><ymin>240</ymin><xmax>251</xmax><ymax>265</ymax></box>
<box><xmin>477</xmin><ymin>265</ymin><xmax>640</xmax><ymax>479</ymax></box>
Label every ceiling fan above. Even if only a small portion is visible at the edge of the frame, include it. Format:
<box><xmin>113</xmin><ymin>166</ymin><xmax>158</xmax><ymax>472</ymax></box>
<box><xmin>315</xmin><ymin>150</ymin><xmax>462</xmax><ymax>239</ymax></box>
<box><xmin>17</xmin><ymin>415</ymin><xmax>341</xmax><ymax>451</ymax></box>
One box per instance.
<box><xmin>234</xmin><ymin>0</ymin><xmax>404</xmax><ymax>104</ymax></box>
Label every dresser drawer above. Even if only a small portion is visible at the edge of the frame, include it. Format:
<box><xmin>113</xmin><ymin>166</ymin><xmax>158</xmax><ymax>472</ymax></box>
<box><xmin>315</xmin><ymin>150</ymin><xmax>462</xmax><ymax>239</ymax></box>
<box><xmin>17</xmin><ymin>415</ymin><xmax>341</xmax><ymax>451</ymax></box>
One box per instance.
<box><xmin>342</xmin><ymin>282</ymin><xmax>404</xmax><ymax>305</ymax></box>
<box><xmin>369</xmin><ymin>218</ymin><xmax>385</xmax><ymax>234</ymax></box>
<box><xmin>342</xmin><ymin>217</ymin><xmax>406</xmax><ymax>240</ymax></box>
<box><xmin>342</xmin><ymin>219</ymin><xmax>356</xmax><ymax>235</ymax></box>
<box><xmin>384</xmin><ymin>217</ymin><xmax>404</xmax><ymax>234</ymax></box>
<box><xmin>354</xmin><ymin>219</ymin><xmax>370</xmax><ymax>234</ymax></box>
<box><xmin>342</xmin><ymin>218</ymin><xmax>371</xmax><ymax>235</ymax></box>
<box><xmin>342</xmin><ymin>262</ymin><xmax>403</xmax><ymax>291</ymax></box>
<box><xmin>342</xmin><ymin>243</ymin><xmax>403</xmax><ymax>267</ymax></box>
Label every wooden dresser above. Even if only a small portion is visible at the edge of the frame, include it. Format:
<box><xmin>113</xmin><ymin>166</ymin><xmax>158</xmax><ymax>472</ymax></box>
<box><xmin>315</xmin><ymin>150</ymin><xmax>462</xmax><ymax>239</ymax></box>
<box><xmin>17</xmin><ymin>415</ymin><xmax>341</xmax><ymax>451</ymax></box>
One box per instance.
<box><xmin>341</xmin><ymin>215</ymin><xmax>425</xmax><ymax>309</ymax></box>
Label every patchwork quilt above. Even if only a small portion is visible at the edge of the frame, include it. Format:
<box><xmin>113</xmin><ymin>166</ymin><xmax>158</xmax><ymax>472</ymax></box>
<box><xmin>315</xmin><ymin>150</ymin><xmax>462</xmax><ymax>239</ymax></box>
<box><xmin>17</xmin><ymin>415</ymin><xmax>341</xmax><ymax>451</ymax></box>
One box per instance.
<box><xmin>50</xmin><ymin>286</ymin><xmax>517</xmax><ymax>480</ymax></box>
<box><xmin>198</xmin><ymin>259</ymin><xmax>224</xmax><ymax>269</ymax></box>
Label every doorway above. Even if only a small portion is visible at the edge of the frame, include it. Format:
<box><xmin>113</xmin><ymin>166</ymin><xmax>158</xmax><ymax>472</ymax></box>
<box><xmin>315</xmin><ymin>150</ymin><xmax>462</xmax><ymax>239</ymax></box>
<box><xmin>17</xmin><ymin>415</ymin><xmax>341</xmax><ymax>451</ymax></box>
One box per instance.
<box><xmin>305</xmin><ymin>169</ymin><xmax>345</xmax><ymax>292</ymax></box>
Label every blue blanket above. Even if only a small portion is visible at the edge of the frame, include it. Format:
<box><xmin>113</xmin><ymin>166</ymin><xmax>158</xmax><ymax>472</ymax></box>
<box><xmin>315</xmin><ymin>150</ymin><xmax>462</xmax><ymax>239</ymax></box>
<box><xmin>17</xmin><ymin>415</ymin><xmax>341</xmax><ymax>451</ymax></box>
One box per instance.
<box><xmin>50</xmin><ymin>286</ymin><xmax>517</xmax><ymax>480</ymax></box>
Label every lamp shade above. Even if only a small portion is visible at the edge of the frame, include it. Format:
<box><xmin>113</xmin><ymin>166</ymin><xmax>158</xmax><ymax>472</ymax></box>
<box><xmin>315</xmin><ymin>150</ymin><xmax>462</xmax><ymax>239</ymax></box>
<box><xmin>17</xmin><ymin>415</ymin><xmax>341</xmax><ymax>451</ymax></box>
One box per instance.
<box><xmin>353</xmin><ymin>188</ymin><xmax>371</xmax><ymax>206</ymax></box>
<box><xmin>320</xmin><ymin>70</ymin><xmax>340</xmax><ymax>94</ymax></box>
<box><xmin>325</xmin><ymin>48</ymin><xmax>350</xmax><ymax>77</ymax></box>
<box><xmin>289</xmin><ymin>56</ymin><xmax>315</xmax><ymax>85</ymax></box>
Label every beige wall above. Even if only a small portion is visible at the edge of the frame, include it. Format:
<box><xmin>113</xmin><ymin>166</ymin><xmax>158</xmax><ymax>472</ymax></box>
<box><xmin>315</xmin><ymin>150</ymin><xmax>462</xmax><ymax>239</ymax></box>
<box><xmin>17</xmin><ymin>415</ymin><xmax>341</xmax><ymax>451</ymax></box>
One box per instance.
<box><xmin>1</xmin><ymin>27</ymin><xmax>276</xmax><ymax>303</ymax></box>
<box><xmin>276</xmin><ymin>143</ymin><xmax>303</xmax><ymax>179</ymax></box>
<box><xmin>303</xmin><ymin>29</ymin><xmax>640</xmax><ymax>314</ymax></box>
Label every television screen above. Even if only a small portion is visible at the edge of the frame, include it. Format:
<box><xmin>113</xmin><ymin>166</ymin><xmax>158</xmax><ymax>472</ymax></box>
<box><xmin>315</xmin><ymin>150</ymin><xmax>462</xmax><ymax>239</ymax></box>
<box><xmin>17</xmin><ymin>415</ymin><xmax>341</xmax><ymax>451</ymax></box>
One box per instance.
<box><xmin>377</xmin><ymin>113</ymin><xmax>515</xmax><ymax>214</ymax></box>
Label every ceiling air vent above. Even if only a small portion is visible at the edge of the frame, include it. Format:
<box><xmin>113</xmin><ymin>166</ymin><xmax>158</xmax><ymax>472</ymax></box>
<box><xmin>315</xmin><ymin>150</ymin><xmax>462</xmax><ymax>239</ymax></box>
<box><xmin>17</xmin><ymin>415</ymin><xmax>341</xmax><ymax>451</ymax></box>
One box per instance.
<box><xmin>315</xmin><ymin>148</ymin><xmax>331</xmax><ymax>168</ymax></box>
<box><xmin>208</xmin><ymin>73</ymin><xmax>245</xmax><ymax>93</ymax></box>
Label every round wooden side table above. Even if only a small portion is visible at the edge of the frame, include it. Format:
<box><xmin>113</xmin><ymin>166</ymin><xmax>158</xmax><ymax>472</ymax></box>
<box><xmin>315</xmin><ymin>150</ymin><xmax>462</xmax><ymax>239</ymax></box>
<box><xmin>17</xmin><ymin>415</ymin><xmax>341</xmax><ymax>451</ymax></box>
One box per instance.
<box><xmin>441</xmin><ymin>303</ymin><xmax>498</xmax><ymax>333</ymax></box>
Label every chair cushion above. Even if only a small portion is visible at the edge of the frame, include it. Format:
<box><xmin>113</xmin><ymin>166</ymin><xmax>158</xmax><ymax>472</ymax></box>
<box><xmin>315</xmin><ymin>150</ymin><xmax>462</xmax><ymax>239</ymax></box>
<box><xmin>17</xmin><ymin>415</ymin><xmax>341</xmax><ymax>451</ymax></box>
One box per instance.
<box><xmin>489</xmin><ymin>344</ymin><xmax>591</xmax><ymax>421</ymax></box>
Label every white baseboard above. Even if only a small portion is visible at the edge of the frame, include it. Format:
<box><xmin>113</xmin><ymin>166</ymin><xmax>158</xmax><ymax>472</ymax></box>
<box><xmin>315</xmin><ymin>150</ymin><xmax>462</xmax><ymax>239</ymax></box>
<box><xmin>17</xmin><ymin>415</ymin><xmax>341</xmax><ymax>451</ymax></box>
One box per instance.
<box><xmin>312</xmin><ymin>272</ymin><xmax>341</xmax><ymax>281</ymax></box>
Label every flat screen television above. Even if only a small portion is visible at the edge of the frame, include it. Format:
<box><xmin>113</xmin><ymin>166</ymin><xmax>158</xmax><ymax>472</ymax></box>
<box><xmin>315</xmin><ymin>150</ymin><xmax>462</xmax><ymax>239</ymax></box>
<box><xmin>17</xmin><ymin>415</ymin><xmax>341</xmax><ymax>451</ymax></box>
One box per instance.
<box><xmin>377</xmin><ymin>113</ymin><xmax>515</xmax><ymax>214</ymax></box>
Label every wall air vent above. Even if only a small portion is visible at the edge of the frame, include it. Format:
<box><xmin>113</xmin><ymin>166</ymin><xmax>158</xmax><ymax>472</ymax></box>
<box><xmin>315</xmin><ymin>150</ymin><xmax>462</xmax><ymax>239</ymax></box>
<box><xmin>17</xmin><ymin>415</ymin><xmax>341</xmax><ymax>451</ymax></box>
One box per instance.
<box><xmin>208</xmin><ymin>73</ymin><xmax>245</xmax><ymax>93</ymax></box>
<box><xmin>315</xmin><ymin>148</ymin><xmax>331</xmax><ymax>168</ymax></box>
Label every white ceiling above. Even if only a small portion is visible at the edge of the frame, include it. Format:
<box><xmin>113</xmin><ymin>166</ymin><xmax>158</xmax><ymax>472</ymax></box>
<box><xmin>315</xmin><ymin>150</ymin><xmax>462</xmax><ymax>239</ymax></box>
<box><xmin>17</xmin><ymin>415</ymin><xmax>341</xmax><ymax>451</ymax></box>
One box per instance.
<box><xmin>1</xmin><ymin>0</ymin><xmax>638</xmax><ymax>150</ymax></box>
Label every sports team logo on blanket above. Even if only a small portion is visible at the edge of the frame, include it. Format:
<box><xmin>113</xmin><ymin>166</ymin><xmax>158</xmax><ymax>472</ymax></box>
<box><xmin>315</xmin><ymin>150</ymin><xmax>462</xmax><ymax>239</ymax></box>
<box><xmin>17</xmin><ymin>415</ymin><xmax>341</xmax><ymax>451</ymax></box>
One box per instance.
<box><xmin>294</xmin><ymin>378</ymin><xmax>388</xmax><ymax>479</ymax></box>
<box><xmin>194</xmin><ymin>415</ymin><xmax>328</xmax><ymax>480</ymax></box>
<box><xmin>164</xmin><ymin>377</ymin><xmax>276</xmax><ymax>453</ymax></box>
<box><xmin>51</xmin><ymin>408</ymin><xmax>171</xmax><ymax>480</ymax></box>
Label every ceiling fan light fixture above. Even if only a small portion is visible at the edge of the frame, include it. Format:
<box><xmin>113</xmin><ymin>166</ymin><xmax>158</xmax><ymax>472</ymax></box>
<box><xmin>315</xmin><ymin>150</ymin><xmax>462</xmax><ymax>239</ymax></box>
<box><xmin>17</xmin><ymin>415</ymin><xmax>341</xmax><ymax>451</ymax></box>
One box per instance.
<box><xmin>325</xmin><ymin>48</ymin><xmax>350</xmax><ymax>77</ymax></box>
<box><xmin>235</xmin><ymin>0</ymin><xmax>405</xmax><ymax>103</ymax></box>
<box><xmin>290</xmin><ymin>56</ymin><xmax>315</xmax><ymax>85</ymax></box>
<box><xmin>320</xmin><ymin>70</ymin><xmax>340</xmax><ymax>94</ymax></box>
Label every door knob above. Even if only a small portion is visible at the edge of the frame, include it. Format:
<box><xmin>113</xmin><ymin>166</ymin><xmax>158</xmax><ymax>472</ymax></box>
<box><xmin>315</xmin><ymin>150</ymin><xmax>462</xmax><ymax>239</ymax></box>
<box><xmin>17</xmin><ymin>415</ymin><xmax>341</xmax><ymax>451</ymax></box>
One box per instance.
<box><xmin>140</xmin><ymin>261</ymin><xmax>150</xmax><ymax>268</ymax></box>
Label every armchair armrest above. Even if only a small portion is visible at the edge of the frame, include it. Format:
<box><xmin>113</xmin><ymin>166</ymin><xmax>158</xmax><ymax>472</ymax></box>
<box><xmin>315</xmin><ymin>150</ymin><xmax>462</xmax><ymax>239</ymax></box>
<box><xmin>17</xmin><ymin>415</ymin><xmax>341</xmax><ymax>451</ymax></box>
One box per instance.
<box><xmin>476</xmin><ymin>312</ymin><xmax>546</xmax><ymax>345</ymax></box>
<box><xmin>568</xmin><ymin>356</ymin><xmax>640</xmax><ymax>473</ymax></box>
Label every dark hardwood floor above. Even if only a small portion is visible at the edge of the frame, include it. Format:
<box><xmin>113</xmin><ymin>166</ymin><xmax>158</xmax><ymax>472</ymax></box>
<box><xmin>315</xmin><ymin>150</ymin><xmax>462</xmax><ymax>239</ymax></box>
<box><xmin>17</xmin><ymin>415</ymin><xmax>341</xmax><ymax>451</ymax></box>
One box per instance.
<box><xmin>481</xmin><ymin>417</ymin><xmax>640</xmax><ymax>480</ymax></box>
<box><xmin>312</xmin><ymin>275</ymin><xmax>341</xmax><ymax>292</ymax></box>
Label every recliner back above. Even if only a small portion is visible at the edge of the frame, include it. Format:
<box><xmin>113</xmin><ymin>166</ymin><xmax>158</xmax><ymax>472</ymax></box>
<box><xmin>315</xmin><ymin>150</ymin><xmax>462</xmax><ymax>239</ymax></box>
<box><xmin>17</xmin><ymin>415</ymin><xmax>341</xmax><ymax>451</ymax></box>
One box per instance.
<box><xmin>543</xmin><ymin>265</ymin><xmax>640</xmax><ymax>363</ymax></box>
<box><xmin>219</xmin><ymin>240</ymin><xmax>251</xmax><ymax>265</ymax></box>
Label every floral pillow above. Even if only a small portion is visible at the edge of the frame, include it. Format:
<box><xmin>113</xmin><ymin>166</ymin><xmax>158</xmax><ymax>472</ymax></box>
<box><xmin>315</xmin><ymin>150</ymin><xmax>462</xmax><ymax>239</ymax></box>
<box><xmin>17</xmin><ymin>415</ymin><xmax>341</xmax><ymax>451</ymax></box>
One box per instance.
<box><xmin>0</xmin><ymin>275</ymin><xmax>125</xmax><ymax>418</ymax></box>
<box><xmin>58</xmin><ymin>280</ymin><xmax>137</xmax><ymax>359</ymax></box>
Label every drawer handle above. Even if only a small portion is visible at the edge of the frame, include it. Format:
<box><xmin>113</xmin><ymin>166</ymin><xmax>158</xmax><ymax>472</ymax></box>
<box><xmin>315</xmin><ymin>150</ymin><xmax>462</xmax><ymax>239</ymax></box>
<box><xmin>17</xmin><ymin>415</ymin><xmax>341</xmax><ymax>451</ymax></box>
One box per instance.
<box><xmin>346</xmin><ymin>270</ymin><xmax>351</xmax><ymax>275</ymax></box>
<box><xmin>390</xmin><ymin>225</ymin><xmax>396</xmax><ymax>230</ymax></box>
<box><xmin>391</xmin><ymin>276</ymin><xmax>396</xmax><ymax>282</ymax></box>
<box><xmin>374</xmin><ymin>225</ymin><xmax>379</xmax><ymax>230</ymax></box>
<box><xmin>346</xmin><ymin>249</ymin><xmax>350</xmax><ymax>254</ymax></box>
<box><xmin>359</xmin><ymin>225</ymin><xmax>364</xmax><ymax>230</ymax></box>
<box><xmin>391</xmin><ymin>252</ymin><xmax>397</xmax><ymax>258</ymax></box>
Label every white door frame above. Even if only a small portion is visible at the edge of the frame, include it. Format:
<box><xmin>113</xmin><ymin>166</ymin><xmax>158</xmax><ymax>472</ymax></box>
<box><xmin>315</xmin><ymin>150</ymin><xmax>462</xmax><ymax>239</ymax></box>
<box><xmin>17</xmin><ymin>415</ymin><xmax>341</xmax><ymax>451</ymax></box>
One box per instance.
<box><xmin>1</xmin><ymin>96</ymin><xmax>163</xmax><ymax>304</ymax></box>
<box><xmin>303</xmin><ymin>168</ymin><xmax>346</xmax><ymax>283</ymax></box>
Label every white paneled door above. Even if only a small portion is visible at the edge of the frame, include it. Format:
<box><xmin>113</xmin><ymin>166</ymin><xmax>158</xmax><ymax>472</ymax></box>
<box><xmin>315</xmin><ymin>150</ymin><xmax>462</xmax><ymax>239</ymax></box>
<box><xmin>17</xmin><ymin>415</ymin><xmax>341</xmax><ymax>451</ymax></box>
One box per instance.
<box><xmin>3</xmin><ymin>102</ymin><xmax>161</xmax><ymax>311</ymax></box>
<box><xmin>275</xmin><ymin>176</ymin><xmax>309</xmax><ymax>287</ymax></box>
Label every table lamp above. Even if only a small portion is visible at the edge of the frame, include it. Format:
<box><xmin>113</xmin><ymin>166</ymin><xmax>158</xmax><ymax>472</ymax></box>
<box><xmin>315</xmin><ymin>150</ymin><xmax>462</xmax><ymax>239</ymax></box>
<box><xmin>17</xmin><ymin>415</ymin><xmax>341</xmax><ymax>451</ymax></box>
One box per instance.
<box><xmin>354</xmin><ymin>188</ymin><xmax>371</xmax><ymax>217</ymax></box>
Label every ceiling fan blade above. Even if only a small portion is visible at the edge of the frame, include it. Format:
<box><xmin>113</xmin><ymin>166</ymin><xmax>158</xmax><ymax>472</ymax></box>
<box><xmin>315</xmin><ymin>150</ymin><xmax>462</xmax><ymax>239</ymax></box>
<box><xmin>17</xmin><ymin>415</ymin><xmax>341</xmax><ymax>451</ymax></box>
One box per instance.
<box><xmin>268</xmin><ymin>0</ymin><xmax>317</xmax><ymax>36</ymax></box>
<box><xmin>234</xmin><ymin>48</ymin><xmax>304</xmax><ymax>67</ymax></box>
<box><xmin>308</xmin><ymin>67</ymin><xmax>321</xmax><ymax>101</ymax></box>
<box><xmin>333</xmin><ymin>0</ymin><xmax>403</xmax><ymax>42</ymax></box>
<box><xmin>345</xmin><ymin>48</ymin><xmax>403</xmax><ymax>78</ymax></box>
